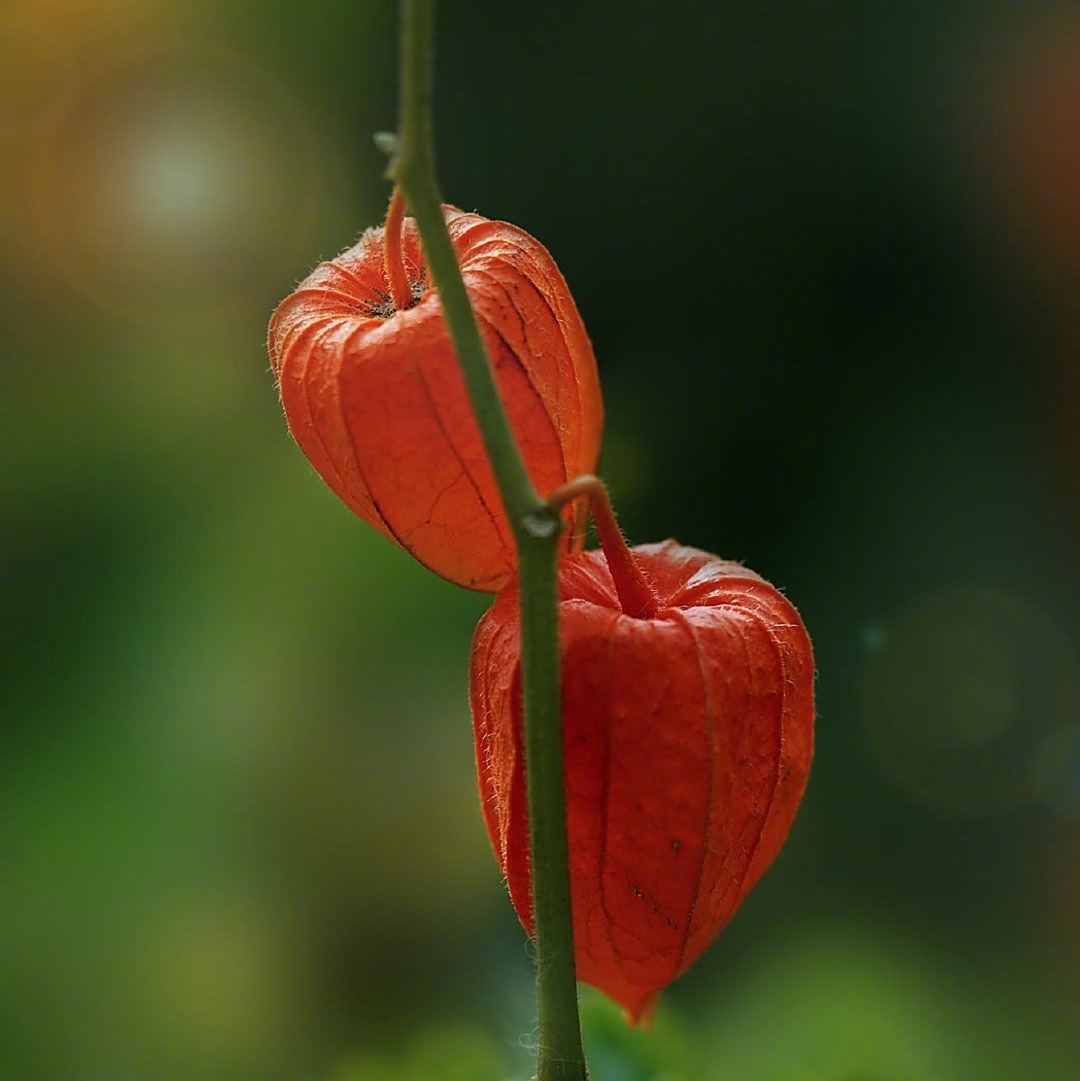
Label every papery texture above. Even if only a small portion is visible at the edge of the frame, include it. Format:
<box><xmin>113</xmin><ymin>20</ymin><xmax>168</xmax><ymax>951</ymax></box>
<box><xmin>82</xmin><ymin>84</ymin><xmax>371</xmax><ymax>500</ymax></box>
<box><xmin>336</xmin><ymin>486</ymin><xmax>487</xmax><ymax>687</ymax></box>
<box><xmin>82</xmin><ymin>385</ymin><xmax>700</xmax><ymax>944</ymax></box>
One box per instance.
<box><xmin>269</xmin><ymin>207</ymin><xmax>603</xmax><ymax>591</ymax></box>
<box><xmin>470</xmin><ymin>541</ymin><xmax>815</xmax><ymax>1019</ymax></box>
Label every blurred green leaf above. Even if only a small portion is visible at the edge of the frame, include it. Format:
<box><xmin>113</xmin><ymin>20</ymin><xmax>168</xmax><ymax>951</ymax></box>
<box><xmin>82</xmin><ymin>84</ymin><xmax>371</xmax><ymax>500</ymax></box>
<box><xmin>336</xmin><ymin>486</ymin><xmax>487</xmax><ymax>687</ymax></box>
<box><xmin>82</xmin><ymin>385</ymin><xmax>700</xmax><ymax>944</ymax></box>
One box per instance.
<box><xmin>330</xmin><ymin>1024</ymin><xmax>508</xmax><ymax>1081</ymax></box>
<box><xmin>580</xmin><ymin>987</ymin><xmax>697</xmax><ymax>1081</ymax></box>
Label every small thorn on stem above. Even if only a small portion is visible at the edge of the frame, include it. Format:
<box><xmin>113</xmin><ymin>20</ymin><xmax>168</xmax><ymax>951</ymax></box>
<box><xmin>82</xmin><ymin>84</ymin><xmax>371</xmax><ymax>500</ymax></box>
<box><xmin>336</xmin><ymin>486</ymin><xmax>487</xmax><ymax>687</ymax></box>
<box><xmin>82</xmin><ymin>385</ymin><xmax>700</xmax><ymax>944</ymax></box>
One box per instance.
<box><xmin>548</xmin><ymin>475</ymin><xmax>658</xmax><ymax>618</ymax></box>
<box><xmin>383</xmin><ymin>186</ymin><xmax>413</xmax><ymax>312</ymax></box>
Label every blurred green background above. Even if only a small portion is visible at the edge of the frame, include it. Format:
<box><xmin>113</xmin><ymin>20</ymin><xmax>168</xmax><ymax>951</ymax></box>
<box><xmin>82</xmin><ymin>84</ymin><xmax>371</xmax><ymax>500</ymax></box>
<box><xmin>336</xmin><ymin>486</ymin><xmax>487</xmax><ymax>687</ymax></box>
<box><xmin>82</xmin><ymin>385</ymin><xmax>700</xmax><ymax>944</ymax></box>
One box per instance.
<box><xmin>3</xmin><ymin>1</ymin><xmax>1078</xmax><ymax>1078</ymax></box>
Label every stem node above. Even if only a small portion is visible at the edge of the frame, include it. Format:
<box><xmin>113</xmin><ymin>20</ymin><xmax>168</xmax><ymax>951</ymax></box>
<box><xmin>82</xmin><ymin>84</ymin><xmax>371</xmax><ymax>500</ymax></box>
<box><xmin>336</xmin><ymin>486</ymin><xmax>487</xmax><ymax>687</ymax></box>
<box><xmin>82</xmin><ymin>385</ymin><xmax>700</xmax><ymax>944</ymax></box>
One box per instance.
<box><xmin>523</xmin><ymin>506</ymin><xmax>563</xmax><ymax>541</ymax></box>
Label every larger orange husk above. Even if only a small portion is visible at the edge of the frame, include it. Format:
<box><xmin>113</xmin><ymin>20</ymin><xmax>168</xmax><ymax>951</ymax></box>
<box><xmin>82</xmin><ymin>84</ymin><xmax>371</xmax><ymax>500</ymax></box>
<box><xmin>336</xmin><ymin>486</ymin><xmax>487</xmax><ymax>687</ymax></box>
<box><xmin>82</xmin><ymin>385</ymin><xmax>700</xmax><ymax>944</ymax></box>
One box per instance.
<box><xmin>268</xmin><ymin>207</ymin><xmax>603</xmax><ymax>591</ymax></box>
<box><xmin>470</xmin><ymin>541</ymin><xmax>815</xmax><ymax>1020</ymax></box>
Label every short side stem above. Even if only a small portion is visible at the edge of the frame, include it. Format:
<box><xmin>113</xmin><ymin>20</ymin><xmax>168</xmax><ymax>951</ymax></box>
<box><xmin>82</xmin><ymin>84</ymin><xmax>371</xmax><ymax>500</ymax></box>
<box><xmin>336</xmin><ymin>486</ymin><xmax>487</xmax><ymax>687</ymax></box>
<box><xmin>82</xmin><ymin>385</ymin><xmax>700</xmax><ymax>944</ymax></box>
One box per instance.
<box><xmin>383</xmin><ymin>187</ymin><xmax>413</xmax><ymax>311</ymax></box>
<box><xmin>549</xmin><ymin>475</ymin><xmax>657</xmax><ymax>618</ymax></box>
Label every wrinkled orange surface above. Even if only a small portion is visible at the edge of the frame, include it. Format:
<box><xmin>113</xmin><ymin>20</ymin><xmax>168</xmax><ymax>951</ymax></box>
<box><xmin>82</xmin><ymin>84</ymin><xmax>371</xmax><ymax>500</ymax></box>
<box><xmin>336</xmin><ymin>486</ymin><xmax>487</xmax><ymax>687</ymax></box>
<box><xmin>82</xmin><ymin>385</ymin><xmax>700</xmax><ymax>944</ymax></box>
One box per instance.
<box><xmin>470</xmin><ymin>541</ymin><xmax>815</xmax><ymax>1020</ymax></box>
<box><xmin>268</xmin><ymin>207</ymin><xmax>603</xmax><ymax>591</ymax></box>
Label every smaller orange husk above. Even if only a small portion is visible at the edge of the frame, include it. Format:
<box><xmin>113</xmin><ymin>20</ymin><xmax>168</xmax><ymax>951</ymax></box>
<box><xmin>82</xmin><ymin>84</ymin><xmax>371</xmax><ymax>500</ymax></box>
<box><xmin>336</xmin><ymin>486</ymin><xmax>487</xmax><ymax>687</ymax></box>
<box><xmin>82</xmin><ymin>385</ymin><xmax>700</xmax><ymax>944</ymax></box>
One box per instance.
<box><xmin>268</xmin><ymin>206</ymin><xmax>603</xmax><ymax>591</ymax></box>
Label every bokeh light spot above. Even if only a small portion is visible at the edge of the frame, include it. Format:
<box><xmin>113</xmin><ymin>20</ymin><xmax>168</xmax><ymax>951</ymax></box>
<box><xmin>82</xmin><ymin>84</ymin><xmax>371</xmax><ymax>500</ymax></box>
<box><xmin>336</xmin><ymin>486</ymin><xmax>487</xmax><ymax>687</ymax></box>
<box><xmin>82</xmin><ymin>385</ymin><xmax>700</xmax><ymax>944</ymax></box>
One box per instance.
<box><xmin>29</xmin><ymin>42</ymin><xmax>325</xmax><ymax>325</ymax></box>
<box><xmin>861</xmin><ymin>589</ymin><xmax>1078</xmax><ymax>817</ymax></box>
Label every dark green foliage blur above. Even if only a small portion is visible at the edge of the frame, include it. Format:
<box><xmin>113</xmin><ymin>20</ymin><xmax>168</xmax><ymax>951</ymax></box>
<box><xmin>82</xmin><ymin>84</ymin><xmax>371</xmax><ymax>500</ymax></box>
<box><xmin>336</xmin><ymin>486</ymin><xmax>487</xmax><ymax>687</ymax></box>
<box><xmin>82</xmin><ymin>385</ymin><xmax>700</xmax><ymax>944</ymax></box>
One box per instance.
<box><xmin>3</xmin><ymin>1</ymin><xmax>1077</xmax><ymax>1078</ymax></box>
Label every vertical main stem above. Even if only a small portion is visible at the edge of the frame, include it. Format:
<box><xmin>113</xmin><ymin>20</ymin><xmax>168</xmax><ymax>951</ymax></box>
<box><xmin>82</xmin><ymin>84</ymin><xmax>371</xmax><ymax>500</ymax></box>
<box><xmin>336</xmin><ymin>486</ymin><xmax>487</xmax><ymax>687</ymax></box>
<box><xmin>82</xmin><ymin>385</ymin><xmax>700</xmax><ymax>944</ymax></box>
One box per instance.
<box><xmin>519</xmin><ymin>534</ymin><xmax>584</xmax><ymax>1081</ymax></box>
<box><xmin>391</xmin><ymin>2</ymin><xmax>587</xmax><ymax>1078</ymax></box>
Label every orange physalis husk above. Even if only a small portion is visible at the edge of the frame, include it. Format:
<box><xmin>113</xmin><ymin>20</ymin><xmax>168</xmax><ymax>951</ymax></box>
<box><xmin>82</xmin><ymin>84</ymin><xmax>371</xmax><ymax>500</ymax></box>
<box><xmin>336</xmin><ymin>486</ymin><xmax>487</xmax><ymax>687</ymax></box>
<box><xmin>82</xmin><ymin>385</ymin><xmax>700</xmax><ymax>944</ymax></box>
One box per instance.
<box><xmin>470</xmin><ymin>539</ymin><xmax>815</xmax><ymax>1021</ymax></box>
<box><xmin>268</xmin><ymin>203</ymin><xmax>603</xmax><ymax>591</ymax></box>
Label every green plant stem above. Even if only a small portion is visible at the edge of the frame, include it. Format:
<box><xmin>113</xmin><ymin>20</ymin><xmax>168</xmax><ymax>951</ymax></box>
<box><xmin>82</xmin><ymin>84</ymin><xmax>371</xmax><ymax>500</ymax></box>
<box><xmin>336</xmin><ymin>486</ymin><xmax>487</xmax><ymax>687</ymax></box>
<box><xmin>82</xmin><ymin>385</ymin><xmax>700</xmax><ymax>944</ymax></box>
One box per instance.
<box><xmin>390</xmin><ymin>2</ymin><xmax>588</xmax><ymax>1078</ymax></box>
